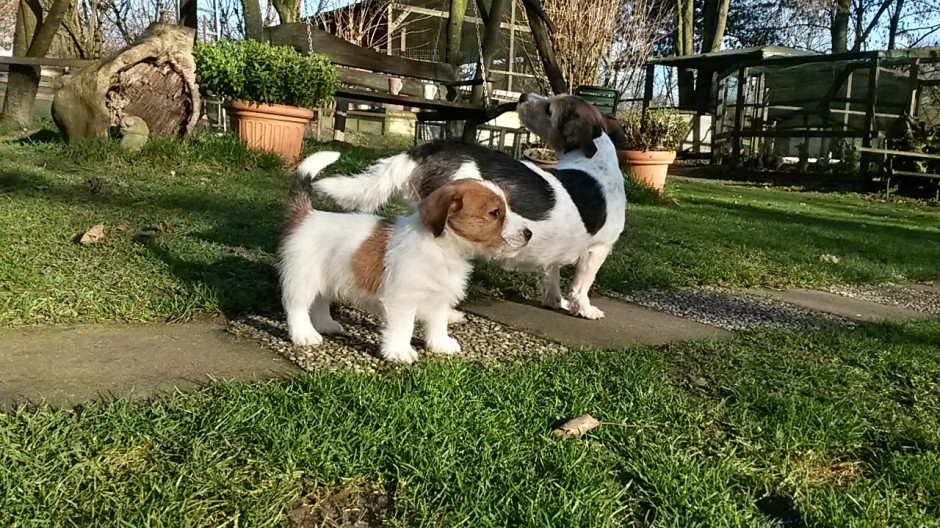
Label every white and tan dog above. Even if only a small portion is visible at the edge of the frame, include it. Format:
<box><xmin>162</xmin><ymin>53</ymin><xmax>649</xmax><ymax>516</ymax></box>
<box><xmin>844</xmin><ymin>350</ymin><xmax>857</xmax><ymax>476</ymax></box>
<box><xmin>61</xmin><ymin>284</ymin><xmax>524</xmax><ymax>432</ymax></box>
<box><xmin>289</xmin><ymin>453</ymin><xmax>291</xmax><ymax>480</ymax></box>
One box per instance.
<box><xmin>312</xmin><ymin>94</ymin><xmax>626</xmax><ymax>320</ymax></box>
<box><xmin>278</xmin><ymin>151</ymin><xmax>531</xmax><ymax>364</ymax></box>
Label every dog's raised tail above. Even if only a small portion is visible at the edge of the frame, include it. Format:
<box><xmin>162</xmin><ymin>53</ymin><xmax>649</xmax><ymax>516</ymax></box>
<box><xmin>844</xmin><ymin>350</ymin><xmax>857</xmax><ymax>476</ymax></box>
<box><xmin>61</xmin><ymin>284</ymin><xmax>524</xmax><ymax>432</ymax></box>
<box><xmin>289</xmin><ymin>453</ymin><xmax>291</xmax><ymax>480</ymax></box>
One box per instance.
<box><xmin>288</xmin><ymin>151</ymin><xmax>341</xmax><ymax>225</ymax></box>
<box><xmin>312</xmin><ymin>152</ymin><xmax>418</xmax><ymax>212</ymax></box>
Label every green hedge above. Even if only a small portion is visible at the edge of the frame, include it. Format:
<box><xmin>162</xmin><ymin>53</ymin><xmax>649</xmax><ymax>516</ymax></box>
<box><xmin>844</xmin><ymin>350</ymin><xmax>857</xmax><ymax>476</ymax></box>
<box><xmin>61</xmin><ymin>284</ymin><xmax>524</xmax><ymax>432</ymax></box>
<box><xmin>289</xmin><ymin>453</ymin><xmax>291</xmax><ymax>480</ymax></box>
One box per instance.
<box><xmin>194</xmin><ymin>39</ymin><xmax>337</xmax><ymax>109</ymax></box>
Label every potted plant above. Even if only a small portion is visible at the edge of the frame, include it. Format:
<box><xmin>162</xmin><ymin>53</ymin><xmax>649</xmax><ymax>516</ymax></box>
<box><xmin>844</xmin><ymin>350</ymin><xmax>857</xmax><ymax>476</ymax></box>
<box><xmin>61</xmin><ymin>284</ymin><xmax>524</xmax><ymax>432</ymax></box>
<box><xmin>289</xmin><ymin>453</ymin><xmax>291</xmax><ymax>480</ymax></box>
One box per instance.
<box><xmin>194</xmin><ymin>39</ymin><xmax>337</xmax><ymax>162</ymax></box>
<box><xmin>617</xmin><ymin>108</ymin><xmax>689</xmax><ymax>192</ymax></box>
<box><xmin>523</xmin><ymin>146</ymin><xmax>558</xmax><ymax>169</ymax></box>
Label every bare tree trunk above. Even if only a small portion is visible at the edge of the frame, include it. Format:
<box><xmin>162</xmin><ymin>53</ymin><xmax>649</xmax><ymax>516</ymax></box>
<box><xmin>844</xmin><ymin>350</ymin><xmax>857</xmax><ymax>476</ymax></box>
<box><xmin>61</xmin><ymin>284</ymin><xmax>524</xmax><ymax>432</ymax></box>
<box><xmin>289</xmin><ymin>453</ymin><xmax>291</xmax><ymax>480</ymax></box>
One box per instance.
<box><xmin>469</xmin><ymin>0</ymin><xmax>508</xmax><ymax>106</ymax></box>
<box><xmin>271</xmin><ymin>0</ymin><xmax>300</xmax><ymax>23</ymax></box>
<box><xmin>446</xmin><ymin>0</ymin><xmax>467</xmax><ymax>67</ymax></box>
<box><xmin>888</xmin><ymin>0</ymin><xmax>904</xmax><ymax>50</ymax></box>
<box><xmin>831</xmin><ymin>0</ymin><xmax>850</xmax><ymax>53</ymax></box>
<box><xmin>676</xmin><ymin>0</ymin><xmax>694</xmax><ymax>108</ymax></box>
<box><xmin>179</xmin><ymin>0</ymin><xmax>197</xmax><ymax>27</ymax></box>
<box><xmin>241</xmin><ymin>0</ymin><xmax>263</xmax><ymax>40</ymax></box>
<box><xmin>709</xmin><ymin>0</ymin><xmax>730</xmax><ymax>53</ymax></box>
<box><xmin>522</xmin><ymin>0</ymin><xmax>566</xmax><ymax>95</ymax></box>
<box><xmin>1</xmin><ymin>0</ymin><xmax>72</xmax><ymax>127</ymax></box>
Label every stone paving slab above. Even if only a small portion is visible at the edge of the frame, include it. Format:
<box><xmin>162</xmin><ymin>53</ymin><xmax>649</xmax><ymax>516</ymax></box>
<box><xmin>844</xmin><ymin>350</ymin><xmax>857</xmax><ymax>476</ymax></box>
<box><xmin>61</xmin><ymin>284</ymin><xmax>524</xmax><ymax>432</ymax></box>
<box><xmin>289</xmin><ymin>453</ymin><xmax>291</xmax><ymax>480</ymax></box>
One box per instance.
<box><xmin>754</xmin><ymin>288</ymin><xmax>930</xmax><ymax>322</ymax></box>
<box><xmin>0</xmin><ymin>322</ymin><xmax>300</xmax><ymax>408</ymax></box>
<box><xmin>462</xmin><ymin>296</ymin><xmax>732</xmax><ymax>349</ymax></box>
<box><xmin>910</xmin><ymin>281</ymin><xmax>940</xmax><ymax>296</ymax></box>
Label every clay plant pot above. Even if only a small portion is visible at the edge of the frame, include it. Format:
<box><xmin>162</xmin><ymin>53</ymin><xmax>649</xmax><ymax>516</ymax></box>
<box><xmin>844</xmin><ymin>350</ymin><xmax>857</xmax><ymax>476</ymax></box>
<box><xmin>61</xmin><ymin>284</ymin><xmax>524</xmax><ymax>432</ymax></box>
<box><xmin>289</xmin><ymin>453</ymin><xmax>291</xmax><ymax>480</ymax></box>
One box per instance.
<box><xmin>225</xmin><ymin>100</ymin><xmax>313</xmax><ymax>163</ymax></box>
<box><xmin>621</xmin><ymin>150</ymin><xmax>677</xmax><ymax>192</ymax></box>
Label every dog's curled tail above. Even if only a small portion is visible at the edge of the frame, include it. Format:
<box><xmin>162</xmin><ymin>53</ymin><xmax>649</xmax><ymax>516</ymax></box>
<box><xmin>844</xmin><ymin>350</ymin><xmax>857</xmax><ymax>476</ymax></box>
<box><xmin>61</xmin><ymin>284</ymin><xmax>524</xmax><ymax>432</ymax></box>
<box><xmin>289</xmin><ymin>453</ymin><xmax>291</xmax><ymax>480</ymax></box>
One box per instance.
<box><xmin>312</xmin><ymin>152</ymin><xmax>419</xmax><ymax>212</ymax></box>
<box><xmin>288</xmin><ymin>151</ymin><xmax>341</xmax><ymax>225</ymax></box>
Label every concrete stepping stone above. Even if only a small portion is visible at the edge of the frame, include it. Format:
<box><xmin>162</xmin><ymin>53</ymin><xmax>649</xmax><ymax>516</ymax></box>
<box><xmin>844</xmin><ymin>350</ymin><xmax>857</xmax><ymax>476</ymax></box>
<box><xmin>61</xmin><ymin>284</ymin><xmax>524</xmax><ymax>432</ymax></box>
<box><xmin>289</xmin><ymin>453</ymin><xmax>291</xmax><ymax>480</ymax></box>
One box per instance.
<box><xmin>462</xmin><ymin>296</ymin><xmax>731</xmax><ymax>349</ymax></box>
<box><xmin>754</xmin><ymin>288</ymin><xmax>931</xmax><ymax>322</ymax></box>
<box><xmin>0</xmin><ymin>322</ymin><xmax>299</xmax><ymax>408</ymax></box>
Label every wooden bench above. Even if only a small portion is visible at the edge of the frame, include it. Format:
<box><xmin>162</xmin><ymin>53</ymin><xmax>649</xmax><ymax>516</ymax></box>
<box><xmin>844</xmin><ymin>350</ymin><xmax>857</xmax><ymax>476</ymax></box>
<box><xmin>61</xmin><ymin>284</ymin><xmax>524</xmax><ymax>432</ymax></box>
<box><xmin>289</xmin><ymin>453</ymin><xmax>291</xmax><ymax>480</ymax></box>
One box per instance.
<box><xmin>264</xmin><ymin>23</ymin><xmax>518</xmax><ymax>135</ymax></box>
<box><xmin>859</xmin><ymin>146</ymin><xmax>940</xmax><ymax>200</ymax></box>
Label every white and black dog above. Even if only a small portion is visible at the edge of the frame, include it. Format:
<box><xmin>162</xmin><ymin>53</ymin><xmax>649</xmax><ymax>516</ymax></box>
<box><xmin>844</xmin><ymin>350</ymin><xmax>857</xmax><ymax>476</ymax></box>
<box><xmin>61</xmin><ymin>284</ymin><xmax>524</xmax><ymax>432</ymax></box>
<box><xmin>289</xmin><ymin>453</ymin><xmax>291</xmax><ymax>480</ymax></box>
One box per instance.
<box><xmin>313</xmin><ymin>93</ymin><xmax>626</xmax><ymax>320</ymax></box>
<box><xmin>279</xmin><ymin>152</ymin><xmax>531</xmax><ymax>363</ymax></box>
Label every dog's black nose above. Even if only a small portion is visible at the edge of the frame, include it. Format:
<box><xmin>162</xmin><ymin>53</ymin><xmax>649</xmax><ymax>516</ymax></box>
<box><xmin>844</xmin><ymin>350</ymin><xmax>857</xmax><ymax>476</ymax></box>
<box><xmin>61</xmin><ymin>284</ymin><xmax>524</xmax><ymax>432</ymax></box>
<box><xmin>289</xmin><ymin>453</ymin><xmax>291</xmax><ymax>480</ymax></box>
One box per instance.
<box><xmin>523</xmin><ymin>228</ymin><xmax>532</xmax><ymax>241</ymax></box>
<box><xmin>519</xmin><ymin>93</ymin><xmax>530</xmax><ymax>103</ymax></box>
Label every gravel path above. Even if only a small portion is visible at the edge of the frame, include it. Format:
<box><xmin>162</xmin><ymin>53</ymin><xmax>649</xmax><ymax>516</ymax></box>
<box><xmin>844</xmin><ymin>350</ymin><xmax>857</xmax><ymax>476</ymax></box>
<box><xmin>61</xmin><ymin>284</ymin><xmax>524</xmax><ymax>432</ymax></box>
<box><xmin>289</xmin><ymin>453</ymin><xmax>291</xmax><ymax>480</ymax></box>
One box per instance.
<box><xmin>230</xmin><ymin>283</ymin><xmax>938</xmax><ymax>372</ymax></box>
<box><xmin>821</xmin><ymin>283</ymin><xmax>940</xmax><ymax>316</ymax></box>
<box><xmin>227</xmin><ymin>305</ymin><xmax>569</xmax><ymax>373</ymax></box>
<box><xmin>606</xmin><ymin>287</ymin><xmax>854</xmax><ymax>332</ymax></box>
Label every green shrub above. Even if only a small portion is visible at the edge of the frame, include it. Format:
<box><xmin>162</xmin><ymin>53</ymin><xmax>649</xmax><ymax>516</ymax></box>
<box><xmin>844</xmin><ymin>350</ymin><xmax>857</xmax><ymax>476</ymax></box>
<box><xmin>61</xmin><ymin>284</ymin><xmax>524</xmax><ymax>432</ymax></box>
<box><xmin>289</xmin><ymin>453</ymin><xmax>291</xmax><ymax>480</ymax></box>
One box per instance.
<box><xmin>193</xmin><ymin>39</ymin><xmax>337</xmax><ymax>108</ymax></box>
<box><xmin>617</xmin><ymin>108</ymin><xmax>689</xmax><ymax>152</ymax></box>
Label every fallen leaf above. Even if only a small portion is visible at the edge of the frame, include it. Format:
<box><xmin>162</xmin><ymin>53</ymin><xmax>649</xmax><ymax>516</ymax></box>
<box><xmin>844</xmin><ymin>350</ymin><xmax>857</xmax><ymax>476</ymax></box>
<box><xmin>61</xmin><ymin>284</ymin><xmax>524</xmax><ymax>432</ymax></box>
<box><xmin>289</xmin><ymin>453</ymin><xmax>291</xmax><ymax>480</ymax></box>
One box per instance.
<box><xmin>819</xmin><ymin>254</ymin><xmax>840</xmax><ymax>264</ymax></box>
<box><xmin>553</xmin><ymin>414</ymin><xmax>600</xmax><ymax>439</ymax></box>
<box><xmin>153</xmin><ymin>222</ymin><xmax>171</xmax><ymax>233</ymax></box>
<box><xmin>113</xmin><ymin>221</ymin><xmax>132</xmax><ymax>233</ymax></box>
<box><xmin>33</xmin><ymin>185</ymin><xmax>49</xmax><ymax>191</ymax></box>
<box><xmin>78</xmin><ymin>224</ymin><xmax>107</xmax><ymax>245</ymax></box>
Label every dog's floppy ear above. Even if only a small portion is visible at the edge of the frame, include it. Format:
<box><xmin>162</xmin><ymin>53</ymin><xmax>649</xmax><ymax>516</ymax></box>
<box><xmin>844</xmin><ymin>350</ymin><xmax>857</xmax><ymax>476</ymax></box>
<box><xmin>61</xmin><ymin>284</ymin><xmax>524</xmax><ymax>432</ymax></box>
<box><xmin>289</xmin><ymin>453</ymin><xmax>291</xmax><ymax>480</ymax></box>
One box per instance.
<box><xmin>562</xmin><ymin>109</ymin><xmax>603</xmax><ymax>158</ymax></box>
<box><xmin>420</xmin><ymin>184</ymin><xmax>462</xmax><ymax>237</ymax></box>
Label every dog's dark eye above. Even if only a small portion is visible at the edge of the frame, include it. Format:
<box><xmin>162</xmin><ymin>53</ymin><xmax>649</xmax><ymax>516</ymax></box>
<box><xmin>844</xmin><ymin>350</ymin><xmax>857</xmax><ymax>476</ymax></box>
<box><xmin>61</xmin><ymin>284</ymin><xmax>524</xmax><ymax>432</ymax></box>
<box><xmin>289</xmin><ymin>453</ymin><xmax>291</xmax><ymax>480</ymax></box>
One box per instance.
<box><xmin>489</xmin><ymin>208</ymin><xmax>502</xmax><ymax>219</ymax></box>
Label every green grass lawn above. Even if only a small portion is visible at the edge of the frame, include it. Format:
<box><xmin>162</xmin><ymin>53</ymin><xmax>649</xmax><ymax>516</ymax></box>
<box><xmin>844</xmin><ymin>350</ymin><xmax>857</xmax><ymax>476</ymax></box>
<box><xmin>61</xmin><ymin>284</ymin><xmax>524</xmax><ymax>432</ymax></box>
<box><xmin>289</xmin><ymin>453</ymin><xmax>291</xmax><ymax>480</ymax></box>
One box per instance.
<box><xmin>2</xmin><ymin>321</ymin><xmax>938</xmax><ymax>526</ymax></box>
<box><xmin>1</xmin><ymin>130</ymin><xmax>938</xmax><ymax>325</ymax></box>
<box><xmin>2</xmin><ymin>129</ymin><xmax>940</xmax><ymax>526</ymax></box>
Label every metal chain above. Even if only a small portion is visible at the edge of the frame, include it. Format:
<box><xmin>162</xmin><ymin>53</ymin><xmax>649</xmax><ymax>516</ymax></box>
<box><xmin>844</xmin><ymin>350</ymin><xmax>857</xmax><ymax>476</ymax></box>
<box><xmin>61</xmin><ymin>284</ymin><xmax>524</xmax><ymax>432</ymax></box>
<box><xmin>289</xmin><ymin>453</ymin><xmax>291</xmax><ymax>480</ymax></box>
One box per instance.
<box><xmin>470</xmin><ymin>0</ymin><xmax>490</xmax><ymax>106</ymax></box>
<box><xmin>306</xmin><ymin>16</ymin><xmax>314</xmax><ymax>54</ymax></box>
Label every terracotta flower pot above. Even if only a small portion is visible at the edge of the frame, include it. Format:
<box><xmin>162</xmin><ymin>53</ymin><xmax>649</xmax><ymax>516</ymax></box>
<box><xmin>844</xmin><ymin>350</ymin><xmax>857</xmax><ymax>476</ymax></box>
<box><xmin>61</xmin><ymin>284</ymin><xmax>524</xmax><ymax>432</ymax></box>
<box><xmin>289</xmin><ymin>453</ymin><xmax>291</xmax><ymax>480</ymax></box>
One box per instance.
<box><xmin>620</xmin><ymin>150</ymin><xmax>677</xmax><ymax>192</ymax></box>
<box><xmin>225</xmin><ymin>100</ymin><xmax>313</xmax><ymax>163</ymax></box>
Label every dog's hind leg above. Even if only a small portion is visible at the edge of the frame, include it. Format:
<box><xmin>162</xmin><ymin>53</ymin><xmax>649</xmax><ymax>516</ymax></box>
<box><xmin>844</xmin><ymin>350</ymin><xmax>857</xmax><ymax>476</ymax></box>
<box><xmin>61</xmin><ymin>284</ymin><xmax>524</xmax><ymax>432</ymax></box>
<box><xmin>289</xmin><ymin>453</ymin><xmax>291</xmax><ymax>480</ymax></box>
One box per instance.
<box><xmin>310</xmin><ymin>295</ymin><xmax>344</xmax><ymax>335</ymax></box>
<box><xmin>539</xmin><ymin>264</ymin><xmax>570</xmax><ymax>311</ymax></box>
<box><xmin>283</xmin><ymin>282</ymin><xmax>324</xmax><ymax>346</ymax></box>
<box><xmin>566</xmin><ymin>247</ymin><xmax>610</xmax><ymax>320</ymax></box>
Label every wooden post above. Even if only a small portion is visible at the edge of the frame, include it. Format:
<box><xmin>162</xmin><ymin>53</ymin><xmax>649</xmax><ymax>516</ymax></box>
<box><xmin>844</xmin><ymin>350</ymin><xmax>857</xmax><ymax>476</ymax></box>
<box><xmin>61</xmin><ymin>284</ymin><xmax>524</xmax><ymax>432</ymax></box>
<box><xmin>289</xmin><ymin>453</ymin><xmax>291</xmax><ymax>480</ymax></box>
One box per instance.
<box><xmin>731</xmin><ymin>66</ymin><xmax>747</xmax><ymax>167</ymax></box>
<box><xmin>446</xmin><ymin>0</ymin><xmax>467</xmax><ymax>67</ymax></box>
<box><xmin>333</xmin><ymin>98</ymin><xmax>349</xmax><ymax>142</ymax></box>
<box><xmin>522</xmin><ymin>0</ymin><xmax>566</xmax><ymax>95</ymax></box>
<box><xmin>643</xmin><ymin>63</ymin><xmax>654</xmax><ymax>110</ymax></box>
<box><xmin>860</xmin><ymin>57</ymin><xmax>880</xmax><ymax>175</ymax></box>
<box><xmin>909</xmin><ymin>58</ymin><xmax>920</xmax><ymax>116</ymax></box>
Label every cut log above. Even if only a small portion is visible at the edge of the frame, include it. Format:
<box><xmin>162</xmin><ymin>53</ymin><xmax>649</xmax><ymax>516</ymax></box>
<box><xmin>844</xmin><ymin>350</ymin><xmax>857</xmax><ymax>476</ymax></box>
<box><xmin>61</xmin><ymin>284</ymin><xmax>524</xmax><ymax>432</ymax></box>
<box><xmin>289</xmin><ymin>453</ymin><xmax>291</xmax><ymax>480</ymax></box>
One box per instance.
<box><xmin>52</xmin><ymin>22</ymin><xmax>200</xmax><ymax>142</ymax></box>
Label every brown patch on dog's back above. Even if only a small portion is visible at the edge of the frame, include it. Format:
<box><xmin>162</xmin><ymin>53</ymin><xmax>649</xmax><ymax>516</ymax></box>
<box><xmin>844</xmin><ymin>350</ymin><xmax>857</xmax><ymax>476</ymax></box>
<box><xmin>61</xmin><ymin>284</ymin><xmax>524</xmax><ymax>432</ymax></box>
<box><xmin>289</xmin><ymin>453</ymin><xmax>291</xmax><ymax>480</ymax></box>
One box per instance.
<box><xmin>352</xmin><ymin>217</ymin><xmax>395</xmax><ymax>293</ymax></box>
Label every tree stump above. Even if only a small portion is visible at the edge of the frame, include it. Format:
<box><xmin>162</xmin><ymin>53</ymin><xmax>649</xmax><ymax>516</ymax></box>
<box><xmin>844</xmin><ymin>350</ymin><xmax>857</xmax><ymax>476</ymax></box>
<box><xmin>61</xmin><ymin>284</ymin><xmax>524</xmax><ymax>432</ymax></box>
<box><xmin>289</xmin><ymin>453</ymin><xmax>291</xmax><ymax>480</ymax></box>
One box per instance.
<box><xmin>52</xmin><ymin>22</ymin><xmax>200</xmax><ymax>142</ymax></box>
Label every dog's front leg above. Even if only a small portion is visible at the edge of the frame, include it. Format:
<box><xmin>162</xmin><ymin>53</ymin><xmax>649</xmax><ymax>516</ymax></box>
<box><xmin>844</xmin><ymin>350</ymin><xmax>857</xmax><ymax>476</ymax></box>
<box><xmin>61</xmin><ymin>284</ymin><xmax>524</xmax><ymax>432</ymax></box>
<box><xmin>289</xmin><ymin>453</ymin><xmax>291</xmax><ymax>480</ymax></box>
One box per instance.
<box><xmin>567</xmin><ymin>247</ymin><xmax>611</xmax><ymax>320</ymax></box>
<box><xmin>424</xmin><ymin>305</ymin><xmax>461</xmax><ymax>354</ymax></box>
<box><xmin>381</xmin><ymin>304</ymin><xmax>419</xmax><ymax>364</ymax></box>
<box><xmin>540</xmin><ymin>264</ymin><xmax>569</xmax><ymax>311</ymax></box>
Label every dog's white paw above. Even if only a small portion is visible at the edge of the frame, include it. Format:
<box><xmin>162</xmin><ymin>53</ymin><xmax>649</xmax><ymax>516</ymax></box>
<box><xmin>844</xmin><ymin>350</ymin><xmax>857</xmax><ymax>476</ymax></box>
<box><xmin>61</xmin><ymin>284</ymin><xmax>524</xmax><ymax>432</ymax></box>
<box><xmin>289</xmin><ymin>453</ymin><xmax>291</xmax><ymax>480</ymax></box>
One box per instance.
<box><xmin>569</xmin><ymin>299</ymin><xmax>605</xmax><ymax>320</ymax></box>
<box><xmin>447</xmin><ymin>309</ymin><xmax>467</xmax><ymax>325</ymax></box>
<box><xmin>382</xmin><ymin>344</ymin><xmax>419</xmax><ymax>364</ymax></box>
<box><xmin>427</xmin><ymin>335</ymin><xmax>461</xmax><ymax>355</ymax></box>
<box><xmin>290</xmin><ymin>327</ymin><xmax>323</xmax><ymax>346</ymax></box>
<box><xmin>315</xmin><ymin>319</ymin><xmax>345</xmax><ymax>335</ymax></box>
<box><xmin>541</xmin><ymin>296</ymin><xmax>570</xmax><ymax>312</ymax></box>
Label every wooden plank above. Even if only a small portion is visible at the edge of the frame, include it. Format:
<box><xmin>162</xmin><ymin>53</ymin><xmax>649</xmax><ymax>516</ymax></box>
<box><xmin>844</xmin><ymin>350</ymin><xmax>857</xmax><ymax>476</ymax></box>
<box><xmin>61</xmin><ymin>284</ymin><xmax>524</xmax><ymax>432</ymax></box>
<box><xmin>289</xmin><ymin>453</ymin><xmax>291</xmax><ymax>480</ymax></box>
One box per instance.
<box><xmin>336</xmin><ymin>86</ymin><xmax>480</xmax><ymax>110</ymax></box>
<box><xmin>857</xmin><ymin>147</ymin><xmax>940</xmax><ymax>160</ymax></box>
<box><xmin>265</xmin><ymin>23</ymin><xmax>457</xmax><ymax>82</ymax></box>
<box><xmin>889</xmin><ymin>169</ymin><xmax>940</xmax><ymax>179</ymax></box>
<box><xmin>338</xmin><ymin>68</ymin><xmax>425</xmax><ymax>98</ymax></box>
<box><xmin>0</xmin><ymin>56</ymin><xmax>93</xmax><ymax>68</ymax></box>
<box><xmin>715</xmin><ymin>130</ymin><xmax>863</xmax><ymax>139</ymax></box>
